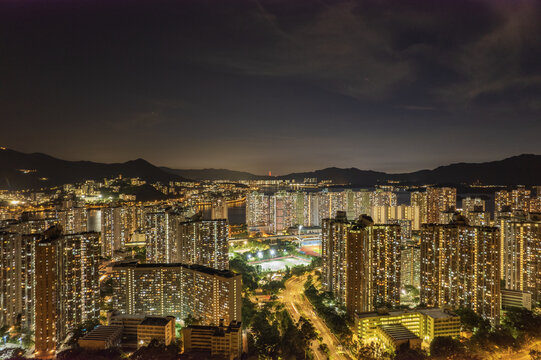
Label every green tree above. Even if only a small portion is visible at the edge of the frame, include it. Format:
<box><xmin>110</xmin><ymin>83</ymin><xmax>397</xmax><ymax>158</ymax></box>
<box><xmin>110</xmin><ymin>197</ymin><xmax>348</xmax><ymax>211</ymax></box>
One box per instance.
<box><xmin>502</xmin><ymin>307</ymin><xmax>541</xmax><ymax>337</ymax></box>
<box><xmin>251</xmin><ymin>308</ymin><xmax>281</xmax><ymax>358</ymax></box>
<box><xmin>455</xmin><ymin>307</ymin><xmax>490</xmax><ymax>333</ymax></box>
<box><xmin>430</xmin><ymin>336</ymin><xmax>463</xmax><ymax>357</ymax></box>
<box><xmin>242</xmin><ymin>297</ymin><xmax>257</xmax><ymax>327</ymax></box>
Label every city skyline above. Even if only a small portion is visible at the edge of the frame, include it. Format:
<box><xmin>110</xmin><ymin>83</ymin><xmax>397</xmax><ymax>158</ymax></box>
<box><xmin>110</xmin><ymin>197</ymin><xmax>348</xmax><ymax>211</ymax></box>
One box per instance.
<box><xmin>1</xmin><ymin>0</ymin><xmax>541</xmax><ymax>174</ymax></box>
<box><xmin>1</xmin><ymin>1</ymin><xmax>541</xmax><ymax>358</ymax></box>
<box><xmin>1</xmin><ymin>145</ymin><xmax>540</xmax><ymax>177</ymax></box>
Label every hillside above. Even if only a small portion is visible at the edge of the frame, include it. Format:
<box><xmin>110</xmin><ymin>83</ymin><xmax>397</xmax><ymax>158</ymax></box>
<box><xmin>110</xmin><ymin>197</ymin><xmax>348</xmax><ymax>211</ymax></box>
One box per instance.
<box><xmin>0</xmin><ymin>148</ymin><xmax>190</xmax><ymax>190</ymax></box>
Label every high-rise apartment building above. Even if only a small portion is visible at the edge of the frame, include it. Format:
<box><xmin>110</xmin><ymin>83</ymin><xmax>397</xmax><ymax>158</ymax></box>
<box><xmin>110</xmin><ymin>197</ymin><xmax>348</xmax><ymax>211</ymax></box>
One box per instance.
<box><xmin>370</xmin><ymin>191</ymin><xmax>397</xmax><ymax>207</ymax></box>
<box><xmin>401</xmin><ymin>243</ymin><xmax>421</xmax><ymax>288</ymax></box>
<box><xmin>34</xmin><ymin>227</ymin><xmax>101</xmax><ymax>358</ymax></box>
<box><xmin>495</xmin><ymin>186</ymin><xmax>532</xmax><ymax>216</ymax></box>
<box><xmin>246</xmin><ymin>192</ymin><xmax>271</xmax><ymax>232</ymax></box>
<box><xmin>34</xmin><ymin>234</ymin><xmax>59</xmax><ymax>359</ymax></box>
<box><xmin>322</xmin><ymin>212</ymin><xmax>350</xmax><ymax>302</ymax></box>
<box><xmin>178</xmin><ymin>217</ymin><xmax>229</xmax><ymax>270</ymax></box>
<box><xmin>371</xmin><ymin>205</ymin><xmax>420</xmax><ymax>231</ymax></box>
<box><xmin>144</xmin><ymin>207</ymin><xmax>187</xmax><ymax>263</ymax></box>
<box><xmin>101</xmin><ymin>205</ymin><xmax>141</xmax><ymax>258</ymax></box>
<box><xmin>59</xmin><ymin>232</ymin><xmax>101</xmax><ymax>332</ymax></box>
<box><xmin>322</xmin><ymin>212</ymin><xmax>401</xmax><ymax>314</ymax></box>
<box><xmin>461</xmin><ymin>198</ymin><xmax>490</xmax><ymax>226</ymax></box>
<box><xmin>500</xmin><ymin>218</ymin><xmax>541</xmax><ymax>303</ymax></box>
<box><xmin>420</xmin><ymin>217</ymin><xmax>500</xmax><ymax>322</ymax></box>
<box><xmin>410</xmin><ymin>191</ymin><xmax>428</xmax><ymax>225</ymax></box>
<box><xmin>111</xmin><ymin>262</ymin><xmax>241</xmax><ymax>326</ymax></box>
<box><xmin>426</xmin><ymin>187</ymin><xmax>456</xmax><ymax>224</ymax></box>
<box><xmin>58</xmin><ymin>207</ymin><xmax>88</xmax><ymax>234</ymax></box>
<box><xmin>270</xmin><ymin>191</ymin><xmax>296</xmax><ymax>233</ymax></box>
<box><xmin>247</xmin><ymin>189</ymin><xmax>396</xmax><ymax>234</ymax></box>
<box><xmin>210</xmin><ymin>198</ymin><xmax>228</xmax><ymax>221</ymax></box>
<box><xmin>461</xmin><ymin>197</ymin><xmax>486</xmax><ymax>213</ymax></box>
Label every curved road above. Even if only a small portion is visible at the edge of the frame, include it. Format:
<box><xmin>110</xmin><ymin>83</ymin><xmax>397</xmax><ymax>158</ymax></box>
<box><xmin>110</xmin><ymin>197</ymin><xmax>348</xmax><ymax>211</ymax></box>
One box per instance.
<box><xmin>279</xmin><ymin>275</ymin><xmax>353</xmax><ymax>360</ymax></box>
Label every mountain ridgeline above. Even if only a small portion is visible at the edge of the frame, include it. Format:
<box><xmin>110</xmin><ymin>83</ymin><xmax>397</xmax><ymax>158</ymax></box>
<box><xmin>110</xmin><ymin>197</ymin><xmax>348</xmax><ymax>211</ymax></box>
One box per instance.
<box><xmin>0</xmin><ymin>148</ymin><xmax>189</xmax><ymax>190</ymax></box>
<box><xmin>1</xmin><ymin>148</ymin><xmax>540</xmax><ymax>190</ymax></box>
<box><xmin>164</xmin><ymin>154</ymin><xmax>541</xmax><ymax>186</ymax></box>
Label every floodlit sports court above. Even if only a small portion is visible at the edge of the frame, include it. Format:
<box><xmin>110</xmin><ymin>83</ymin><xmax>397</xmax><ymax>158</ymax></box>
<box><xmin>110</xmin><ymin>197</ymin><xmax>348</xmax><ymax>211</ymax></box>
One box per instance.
<box><xmin>251</xmin><ymin>256</ymin><xmax>311</xmax><ymax>272</ymax></box>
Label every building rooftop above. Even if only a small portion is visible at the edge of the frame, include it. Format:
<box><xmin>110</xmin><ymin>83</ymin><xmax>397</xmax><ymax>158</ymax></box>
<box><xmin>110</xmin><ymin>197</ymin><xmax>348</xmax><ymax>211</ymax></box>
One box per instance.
<box><xmin>140</xmin><ymin>317</ymin><xmax>173</xmax><ymax>326</ymax></box>
<box><xmin>417</xmin><ymin>308</ymin><xmax>457</xmax><ymax>319</ymax></box>
<box><xmin>80</xmin><ymin>326</ymin><xmax>122</xmax><ymax>341</ymax></box>
<box><xmin>186</xmin><ymin>321</ymin><xmax>242</xmax><ymax>335</ymax></box>
<box><xmin>356</xmin><ymin>308</ymin><xmax>456</xmax><ymax>320</ymax></box>
<box><xmin>111</xmin><ymin>262</ymin><xmax>239</xmax><ymax>278</ymax></box>
<box><xmin>378</xmin><ymin>324</ymin><xmax>419</xmax><ymax>341</ymax></box>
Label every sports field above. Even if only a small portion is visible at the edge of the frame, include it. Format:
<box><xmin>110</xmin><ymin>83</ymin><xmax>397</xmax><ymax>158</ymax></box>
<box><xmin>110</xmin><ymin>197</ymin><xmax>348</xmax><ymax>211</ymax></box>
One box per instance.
<box><xmin>251</xmin><ymin>256</ymin><xmax>311</xmax><ymax>272</ymax></box>
<box><xmin>299</xmin><ymin>245</ymin><xmax>321</xmax><ymax>257</ymax></box>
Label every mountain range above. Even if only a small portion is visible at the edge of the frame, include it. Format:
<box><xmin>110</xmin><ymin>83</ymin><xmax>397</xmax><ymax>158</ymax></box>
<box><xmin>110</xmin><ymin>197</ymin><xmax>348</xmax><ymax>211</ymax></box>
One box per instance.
<box><xmin>0</xmin><ymin>148</ymin><xmax>188</xmax><ymax>190</ymax></box>
<box><xmin>164</xmin><ymin>155</ymin><xmax>541</xmax><ymax>186</ymax></box>
<box><xmin>1</xmin><ymin>148</ymin><xmax>540</xmax><ymax>190</ymax></box>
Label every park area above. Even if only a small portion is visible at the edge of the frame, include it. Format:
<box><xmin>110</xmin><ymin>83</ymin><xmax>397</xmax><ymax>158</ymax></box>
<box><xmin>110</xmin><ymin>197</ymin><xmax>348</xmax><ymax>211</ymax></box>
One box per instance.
<box><xmin>250</xmin><ymin>256</ymin><xmax>311</xmax><ymax>272</ymax></box>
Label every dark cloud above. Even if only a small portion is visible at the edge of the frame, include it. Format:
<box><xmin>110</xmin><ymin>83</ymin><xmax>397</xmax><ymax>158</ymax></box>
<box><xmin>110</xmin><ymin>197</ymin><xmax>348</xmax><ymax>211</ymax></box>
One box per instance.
<box><xmin>0</xmin><ymin>0</ymin><xmax>540</xmax><ymax>174</ymax></box>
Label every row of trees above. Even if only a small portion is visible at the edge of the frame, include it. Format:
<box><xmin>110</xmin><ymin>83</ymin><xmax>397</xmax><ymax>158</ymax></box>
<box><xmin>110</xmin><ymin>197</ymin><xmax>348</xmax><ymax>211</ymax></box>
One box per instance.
<box><xmin>248</xmin><ymin>302</ymin><xmax>317</xmax><ymax>359</ymax></box>
<box><xmin>303</xmin><ymin>281</ymin><xmax>352</xmax><ymax>342</ymax></box>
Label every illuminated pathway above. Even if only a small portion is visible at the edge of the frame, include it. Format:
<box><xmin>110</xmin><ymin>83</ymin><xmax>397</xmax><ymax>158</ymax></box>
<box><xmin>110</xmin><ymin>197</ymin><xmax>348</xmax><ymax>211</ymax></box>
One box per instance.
<box><xmin>279</xmin><ymin>275</ymin><xmax>353</xmax><ymax>360</ymax></box>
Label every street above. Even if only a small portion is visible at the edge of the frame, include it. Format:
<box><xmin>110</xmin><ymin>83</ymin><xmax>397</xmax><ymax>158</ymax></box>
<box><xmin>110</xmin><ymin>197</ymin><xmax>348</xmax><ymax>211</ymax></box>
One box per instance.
<box><xmin>279</xmin><ymin>275</ymin><xmax>353</xmax><ymax>360</ymax></box>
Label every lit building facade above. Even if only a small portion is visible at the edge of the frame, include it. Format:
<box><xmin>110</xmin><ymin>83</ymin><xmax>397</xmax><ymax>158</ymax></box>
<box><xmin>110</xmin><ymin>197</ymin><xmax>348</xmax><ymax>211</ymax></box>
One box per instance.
<box><xmin>322</xmin><ymin>212</ymin><xmax>401</xmax><ymax>314</ymax></box>
<box><xmin>178</xmin><ymin>217</ymin><xmax>229</xmax><ymax>270</ymax></box>
<box><xmin>111</xmin><ymin>262</ymin><xmax>241</xmax><ymax>326</ymax></box>
<box><xmin>426</xmin><ymin>187</ymin><xmax>456</xmax><ymax>224</ymax></box>
<box><xmin>495</xmin><ymin>186</ymin><xmax>532</xmax><ymax>215</ymax></box>
<box><xmin>34</xmin><ymin>227</ymin><xmax>101</xmax><ymax>358</ymax></box>
<box><xmin>420</xmin><ymin>218</ymin><xmax>500</xmax><ymax>323</ymax></box>
<box><xmin>401</xmin><ymin>243</ymin><xmax>421</xmax><ymax>288</ymax></box>
<box><xmin>500</xmin><ymin>218</ymin><xmax>541</xmax><ymax>303</ymax></box>
<box><xmin>183</xmin><ymin>320</ymin><xmax>242</xmax><ymax>360</ymax></box>
<box><xmin>355</xmin><ymin>308</ymin><xmax>460</xmax><ymax>346</ymax></box>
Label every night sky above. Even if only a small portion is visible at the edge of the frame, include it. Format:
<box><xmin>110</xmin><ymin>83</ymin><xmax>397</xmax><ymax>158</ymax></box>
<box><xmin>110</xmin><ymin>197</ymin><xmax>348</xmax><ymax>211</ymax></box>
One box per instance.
<box><xmin>1</xmin><ymin>0</ymin><xmax>540</xmax><ymax>175</ymax></box>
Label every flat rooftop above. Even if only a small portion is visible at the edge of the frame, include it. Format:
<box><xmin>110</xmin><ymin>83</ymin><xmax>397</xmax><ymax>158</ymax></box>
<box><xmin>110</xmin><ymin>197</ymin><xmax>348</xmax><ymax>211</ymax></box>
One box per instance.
<box><xmin>80</xmin><ymin>326</ymin><xmax>122</xmax><ymax>341</ymax></box>
<box><xmin>112</xmin><ymin>262</ymin><xmax>238</xmax><ymax>278</ymax></box>
<box><xmin>379</xmin><ymin>324</ymin><xmax>419</xmax><ymax>341</ymax></box>
<box><xmin>417</xmin><ymin>308</ymin><xmax>457</xmax><ymax>319</ymax></box>
<box><xmin>356</xmin><ymin>308</ymin><xmax>456</xmax><ymax>320</ymax></box>
<box><xmin>140</xmin><ymin>317</ymin><xmax>172</xmax><ymax>326</ymax></box>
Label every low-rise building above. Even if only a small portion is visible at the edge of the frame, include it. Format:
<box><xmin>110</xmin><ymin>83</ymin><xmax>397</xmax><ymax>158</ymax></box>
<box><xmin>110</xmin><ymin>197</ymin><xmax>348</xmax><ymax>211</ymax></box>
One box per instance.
<box><xmin>355</xmin><ymin>308</ymin><xmax>460</xmax><ymax>347</ymax></box>
<box><xmin>78</xmin><ymin>326</ymin><xmax>122</xmax><ymax>350</ymax></box>
<box><xmin>376</xmin><ymin>324</ymin><xmax>421</xmax><ymax>352</ymax></box>
<box><xmin>182</xmin><ymin>320</ymin><xmax>242</xmax><ymax>360</ymax></box>
<box><xmin>107</xmin><ymin>312</ymin><xmax>176</xmax><ymax>349</ymax></box>
<box><xmin>138</xmin><ymin>316</ymin><xmax>176</xmax><ymax>348</ymax></box>
<box><xmin>501</xmin><ymin>289</ymin><xmax>532</xmax><ymax>311</ymax></box>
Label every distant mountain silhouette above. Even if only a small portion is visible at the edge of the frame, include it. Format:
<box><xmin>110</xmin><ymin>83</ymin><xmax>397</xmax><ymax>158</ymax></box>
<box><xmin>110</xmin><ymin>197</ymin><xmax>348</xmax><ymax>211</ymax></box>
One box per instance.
<box><xmin>161</xmin><ymin>167</ymin><xmax>269</xmax><ymax>181</ymax></box>
<box><xmin>2</xmin><ymin>149</ymin><xmax>540</xmax><ymax>190</ymax></box>
<box><xmin>392</xmin><ymin>155</ymin><xmax>541</xmax><ymax>185</ymax></box>
<box><xmin>166</xmin><ymin>155</ymin><xmax>541</xmax><ymax>186</ymax></box>
<box><xmin>0</xmin><ymin>148</ymin><xmax>190</xmax><ymax>190</ymax></box>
